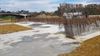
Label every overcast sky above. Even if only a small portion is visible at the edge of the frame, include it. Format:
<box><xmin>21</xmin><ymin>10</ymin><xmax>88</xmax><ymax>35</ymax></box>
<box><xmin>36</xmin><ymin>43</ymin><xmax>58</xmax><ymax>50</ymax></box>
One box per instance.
<box><xmin>0</xmin><ymin>0</ymin><xmax>100</xmax><ymax>12</ymax></box>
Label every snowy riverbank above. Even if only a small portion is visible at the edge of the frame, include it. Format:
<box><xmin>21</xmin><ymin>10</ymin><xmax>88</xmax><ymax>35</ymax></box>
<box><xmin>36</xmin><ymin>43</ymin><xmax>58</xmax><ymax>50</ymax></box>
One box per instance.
<box><xmin>0</xmin><ymin>22</ymin><xmax>100</xmax><ymax>56</ymax></box>
<box><xmin>0</xmin><ymin>22</ymin><xmax>79</xmax><ymax>56</ymax></box>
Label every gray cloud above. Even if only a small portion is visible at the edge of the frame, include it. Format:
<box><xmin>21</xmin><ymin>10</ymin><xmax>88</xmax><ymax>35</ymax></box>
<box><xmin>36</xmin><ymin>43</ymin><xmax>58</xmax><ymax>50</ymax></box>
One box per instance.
<box><xmin>0</xmin><ymin>0</ymin><xmax>99</xmax><ymax>12</ymax></box>
<box><xmin>0</xmin><ymin>0</ymin><xmax>59</xmax><ymax>12</ymax></box>
<box><xmin>86</xmin><ymin>0</ymin><xmax>100</xmax><ymax>4</ymax></box>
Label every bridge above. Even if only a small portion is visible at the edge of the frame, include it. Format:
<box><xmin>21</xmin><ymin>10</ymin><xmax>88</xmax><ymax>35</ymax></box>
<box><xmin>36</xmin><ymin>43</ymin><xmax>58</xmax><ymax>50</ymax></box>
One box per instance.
<box><xmin>0</xmin><ymin>13</ymin><xmax>30</xmax><ymax>17</ymax></box>
<box><xmin>0</xmin><ymin>13</ymin><xmax>31</xmax><ymax>23</ymax></box>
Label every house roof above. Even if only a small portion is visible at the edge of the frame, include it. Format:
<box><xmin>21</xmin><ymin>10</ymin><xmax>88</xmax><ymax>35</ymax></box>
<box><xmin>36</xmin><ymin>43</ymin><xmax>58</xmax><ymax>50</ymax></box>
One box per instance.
<box><xmin>63</xmin><ymin>12</ymin><xmax>82</xmax><ymax>16</ymax></box>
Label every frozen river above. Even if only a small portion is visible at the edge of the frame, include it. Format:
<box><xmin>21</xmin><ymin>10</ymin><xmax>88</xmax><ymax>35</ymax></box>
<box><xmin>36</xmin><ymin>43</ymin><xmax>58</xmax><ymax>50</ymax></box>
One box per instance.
<box><xmin>0</xmin><ymin>22</ymin><xmax>79</xmax><ymax>56</ymax></box>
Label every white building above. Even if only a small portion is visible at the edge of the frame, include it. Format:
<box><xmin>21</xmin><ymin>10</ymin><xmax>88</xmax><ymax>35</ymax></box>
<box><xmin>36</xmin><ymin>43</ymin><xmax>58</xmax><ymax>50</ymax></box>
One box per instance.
<box><xmin>63</xmin><ymin>12</ymin><xmax>83</xmax><ymax>19</ymax></box>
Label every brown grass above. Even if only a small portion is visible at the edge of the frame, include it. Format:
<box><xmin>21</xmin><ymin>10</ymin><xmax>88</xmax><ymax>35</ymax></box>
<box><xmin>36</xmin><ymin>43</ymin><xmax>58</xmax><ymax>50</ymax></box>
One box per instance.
<box><xmin>59</xmin><ymin>35</ymin><xmax>100</xmax><ymax>56</ymax></box>
<box><xmin>0</xmin><ymin>24</ymin><xmax>31</xmax><ymax>34</ymax></box>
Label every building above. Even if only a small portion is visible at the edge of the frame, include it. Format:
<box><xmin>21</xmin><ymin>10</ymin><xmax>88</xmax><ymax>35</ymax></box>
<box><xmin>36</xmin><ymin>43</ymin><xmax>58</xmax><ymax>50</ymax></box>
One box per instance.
<box><xmin>63</xmin><ymin>12</ymin><xmax>83</xmax><ymax>19</ymax></box>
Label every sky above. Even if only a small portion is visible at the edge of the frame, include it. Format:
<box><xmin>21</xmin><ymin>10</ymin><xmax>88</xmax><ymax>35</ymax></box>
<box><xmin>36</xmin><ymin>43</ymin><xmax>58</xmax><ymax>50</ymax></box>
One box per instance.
<box><xmin>0</xmin><ymin>0</ymin><xmax>100</xmax><ymax>12</ymax></box>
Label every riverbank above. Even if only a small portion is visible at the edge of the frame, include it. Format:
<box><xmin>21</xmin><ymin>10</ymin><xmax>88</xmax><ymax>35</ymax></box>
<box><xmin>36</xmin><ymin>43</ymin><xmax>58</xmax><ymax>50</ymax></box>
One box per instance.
<box><xmin>59</xmin><ymin>35</ymin><xmax>100</xmax><ymax>56</ymax></box>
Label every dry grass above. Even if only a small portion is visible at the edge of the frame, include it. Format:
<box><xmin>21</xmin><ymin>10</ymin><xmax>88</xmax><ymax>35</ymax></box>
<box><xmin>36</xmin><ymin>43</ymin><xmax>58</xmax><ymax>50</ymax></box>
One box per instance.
<box><xmin>0</xmin><ymin>24</ymin><xmax>31</xmax><ymax>34</ymax></box>
<box><xmin>59</xmin><ymin>35</ymin><xmax>100</xmax><ymax>56</ymax></box>
<box><xmin>0</xmin><ymin>19</ymin><xmax>16</xmax><ymax>23</ymax></box>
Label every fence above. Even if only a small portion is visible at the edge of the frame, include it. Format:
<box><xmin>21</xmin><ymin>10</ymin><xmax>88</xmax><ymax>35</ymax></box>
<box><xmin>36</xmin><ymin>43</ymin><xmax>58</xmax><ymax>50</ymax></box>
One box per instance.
<box><xmin>6</xmin><ymin>16</ymin><xmax>100</xmax><ymax>38</ymax></box>
<box><xmin>63</xmin><ymin>17</ymin><xmax>100</xmax><ymax>38</ymax></box>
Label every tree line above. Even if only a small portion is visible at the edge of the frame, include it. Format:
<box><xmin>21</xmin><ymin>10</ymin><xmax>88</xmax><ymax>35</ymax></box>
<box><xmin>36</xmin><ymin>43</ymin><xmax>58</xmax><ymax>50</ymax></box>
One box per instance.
<box><xmin>55</xmin><ymin>4</ymin><xmax>100</xmax><ymax>16</ymax></box>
